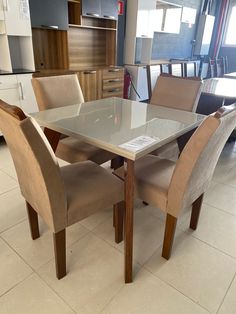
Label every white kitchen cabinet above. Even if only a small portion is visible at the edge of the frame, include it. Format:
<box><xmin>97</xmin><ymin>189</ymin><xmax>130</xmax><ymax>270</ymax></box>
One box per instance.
<box><xmin>4</xmin><ymin>0</ymin><xmax>32</xmax><ymax>36</ymax></box>
<box><xmin>16</xmin><ymin>73</ymin><xmax>37</xmax><ymax>113</ymax></box>
<box><xmin>0</xmin><ymin>74</ymin><xmax>37</xmax><ymax>113</ymax></box>
<box><xmin>0</xmin><ymin>75</ymin><xmax>21</xmax><ymax>106</ymax></box>
<box><xmin>126</xmin><ymin>65</ymin><xmax>149</xmax><ymax>101</ymax></box>
<box><xmin>0</xmin><ymin>0</ymin><xmax>4</xmax><ymax>20</ymax></box>
<box><xmin>124</xmin><ymin>0</ymin><xmax>156</xmax><ymax>64</ymax></box>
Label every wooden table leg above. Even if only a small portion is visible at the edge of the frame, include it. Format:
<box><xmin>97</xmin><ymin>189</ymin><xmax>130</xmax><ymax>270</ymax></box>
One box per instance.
<box><xmin>124</xmin><ymin>159</ymin><xmax>134</xmax><ymax>283</ymax></box>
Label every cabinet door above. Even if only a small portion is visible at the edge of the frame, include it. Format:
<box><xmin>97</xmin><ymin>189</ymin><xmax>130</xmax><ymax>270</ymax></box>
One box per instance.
<box><xmin>16</xmin><ymin>74</ymin><xmax>38</xmax><ymax>113</ymax></box>
<box><xmin>29</xmin><ymin>0</ymin><xmax>68</xmax><ymax>30</ymax></box>
<box><xmin>4</xmin><ymin>0</ymin><xmax>31</xmax><ymax>36</ymax></box>
<box><xmin>0</xmin><ymin>0</ymin><xmax>4</xmax><ymax>20</ymax></box>
<box><xmin>78</xmin><ymin>70</ymin><xmax>98</xmax><ymax>102</ymax></box>
<box><xmin>100</xmin><ymin>0</ymin><xmax>118</xmax><ymax>20</ymax></box>
<box><xmin>82</xmin><ymin>0</ymin><xmax>101</xmax><ymax>18</ymax></box>
<box><xmin>0</xmin><ymin>74</ymin><xmax>21</xmax><ymax>106</ymax></box>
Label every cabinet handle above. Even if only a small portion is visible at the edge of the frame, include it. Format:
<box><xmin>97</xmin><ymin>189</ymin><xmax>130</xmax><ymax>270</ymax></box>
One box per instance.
<box><xmin>19</xmin><ymin>82</ymin><xmax>24</xmax><ymax>100</ymax></box>
<box><xmin>41</xmin><ymin>25</ymin><xmax>59</xmax><ymax>29</ymax></box>
<box><xmin>3</xmin><ymin>0</ymin><xmax>9</xmax><ymax>11</ymax></box>
<box><xmin>103</xmin><ymin>15</ymin><xmax>115</xmax><ymax>19</ymax></box>
<box><xmin>86</xmin><ymin>13</ymin><xmax>100</xmax><ymax>17</ymax></box>
<box><xmin>108</xmin><ymin>79</ymin><xmax>120</xmax><ymax>83</ymax></box>
<box><xmin>108</xmin><ymin>69</ymin><xmax>120</xmax><ymax>72</ymax></box>
<box><xmin>108</xmin><ymin>88</ymin><xmax>120</xmax><ymax>93</ymax></box>
<box><xmin>83</xmin><ymin>71</ymin><xmax>96</xmax><ymax>74</ymax></box>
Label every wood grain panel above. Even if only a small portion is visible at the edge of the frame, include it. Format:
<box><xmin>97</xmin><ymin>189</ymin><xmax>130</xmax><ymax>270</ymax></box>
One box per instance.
<box><xmin>68</xmin><ymin>1</ymin><xmax>81</xmax><ymax>25</ymax></box>
<box><xmin>77</xmin><ymin>71</ymin><xmax>97</xmax><ymax>101</ymax></box>
<box><xmin>32</xmin><ymin>28</ymin><xmax>69</xmax><ymax>70</ymax></box>
<box><xmin>68</xmin><ymin>26</ymin><xmax>116</xmax><ymax>69</ymax></box>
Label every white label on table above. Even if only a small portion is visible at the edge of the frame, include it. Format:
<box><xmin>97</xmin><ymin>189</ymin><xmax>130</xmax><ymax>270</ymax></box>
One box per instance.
<box><xmin>119</xmin><ymin>135</ymin><xmax>158</xmax><ymax>152</ymax></box>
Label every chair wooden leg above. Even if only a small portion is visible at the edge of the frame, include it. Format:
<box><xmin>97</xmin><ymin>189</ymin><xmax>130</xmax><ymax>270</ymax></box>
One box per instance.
<box><xmin>162</xmin><ymin>214</ymin><xmax>177</xmax><ymax>260</ymax></box>
<box><xmin>190</xmin><ymin>193</ymin><xmax>204</xmax><ymax>230</ymax></box>
<box><xmin>53</xmin><ymin>229</ymin><xmax>66</xmax><ymax>280</ymax></box>
<box><xmin>114</xmin><ymin>201</ymin><xmax>125</xmax><ymax>243</ymax></box>
<box><xmin>26</xmin><ymin>202</ymin><xmax>40</xmax><ymax>240</ymax></box>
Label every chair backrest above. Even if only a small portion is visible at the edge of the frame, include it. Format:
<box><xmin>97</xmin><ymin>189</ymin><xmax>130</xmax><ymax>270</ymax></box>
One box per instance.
<box><xmin>216</xmin><ymin>57</ymin><xmax>225</xmax><ymax>77</ymax></box>
<box><xmin>150</xmin><ymin>73</ymin><xmax>203</xmax><ymax>112</ymax></box>
<box><xmin>167</xmin><ymin>103</ymin><xmax>236</xmax><ymax>217</ymax></box>
<box><xmin>0</xmin><ymin>100</ymin><xmax>67</xmax><ymax>232</ymax></box>
<box><xmin>208</xmin><ymin>58</ymin><xmax>216</xmax><ymax>78</ymax></box>
<box><xmin>31</xmin><ymin>74</ymin><xmax>84</xmax><ymax>110</ymax></box>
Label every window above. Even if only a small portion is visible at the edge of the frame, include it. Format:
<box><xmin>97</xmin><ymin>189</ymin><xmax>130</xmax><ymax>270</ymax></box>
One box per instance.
<box><xmin>224</xmin><ymin>0</ymin><xmax>236</xmax><ymax>46</ymax></box>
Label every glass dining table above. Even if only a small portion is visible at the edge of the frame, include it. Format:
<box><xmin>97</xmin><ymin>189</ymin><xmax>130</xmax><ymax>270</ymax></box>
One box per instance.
<box><xmin>31</xmin><ymin>97</ymin><xmax>205</xmax><ymax>283</ymax></box>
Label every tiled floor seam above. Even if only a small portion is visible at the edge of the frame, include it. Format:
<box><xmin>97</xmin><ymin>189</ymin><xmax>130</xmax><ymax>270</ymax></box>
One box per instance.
<box><xmin>31</xmin><ymin>271</ymin><xmax>77</xmax><ymax>314</ymax></box>
<box><xmin>0</xmin><ymin>272</ymin><xmax>33</xmax><ymax>298</ymax></box>
<box><xmin>0</xmin><ymin>185</ymin><xmax>19</xmax><ymax>197</ymax></box>
<box><xmin>0</xmin><ymin>168</ymin><xmax>18</xmax><ymax>181</ymax></box>
<box><xmin>142</xmin><ymin>265</ymin><xmax>213</xmax><ymax>314</ymax></box>
<box><xmin>0</xmin><ymin>217</ymin><xmax>27</xmax><ymax>235</ymax></box>
<box><xmin>203</xmin><ymin>201</ymin><xmax>236</xmax><ymax>218</ymax></box>
<box><xmin>186</xmin><ymin>230</ymin><xmax>236</xmax><ymax>260</ymax></box>
<box><xmin>98</xmin><ymin>281</ymin><xmax>128</xmax><ymax>314</ymax></box>
<box><xmin>216</xmin><ymin>272</ymin><xmax>236</xmax><ymax>314</ymax></box>
<box><xmin>0</xmin><ymin>235</ymin><xmax>36</xmax><ymax>273</ymax></box>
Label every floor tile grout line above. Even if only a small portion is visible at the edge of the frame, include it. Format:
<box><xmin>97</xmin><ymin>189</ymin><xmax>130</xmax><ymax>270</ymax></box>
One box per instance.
<box><xmin>142</xmin><ymin>265</ymin><xmax>213</xmax><ymax>314</ymax></box>
<box><xmin>216</xmin><ymin>271</ymin><xmax>236</xmax><ymax>314</ymax></box>
<box><xmin>203</xmin><ymin>201</ymin><xmax>236</xmax><ymax>218</ymax></box>
<box><xmin>0</xmin><ymin>217</ymin><xmax>27</xmax><ymax>236</ymax></box>
<box><xmin>0</xmin><ymin>185</ymin><xmax>20</xmax><ymax>197</ymax></box>
<box><xmin>0</xmin><ymin>272</ymin><xmax>34</xmax><ymax>299</ymax></box>
<box><xmin>33</xmin><ymin>270</ymin><xmax>77</xmax><ymax>314</ymax></box>
<box><xmin>0</xmin><ymin>225</ymin><xmax>92</xmax><ymax>313</ymax></box>
<box><xmin>0</xmin><ymin>235</ymin><xmax>36</xmax><ymax>273</ymax></box>
<box><xmin>185</xmin><ymin>230</ymin><xmax>236</xmax><ymax>260</ymax></box>
<box><xmin>211</xmin><ymin>177</ymin><xmax>236</xmax><ymax>190</ymax></box>
<box><xmin>0</xmin><ymin>167</ymin><xmax>18</xmax><ymax>181</ymax></box>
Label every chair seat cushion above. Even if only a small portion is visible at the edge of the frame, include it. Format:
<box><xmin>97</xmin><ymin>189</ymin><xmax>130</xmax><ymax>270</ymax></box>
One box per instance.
<box><xmin>114</xmin><ymin>155</ymin><xmax>175</xmax><ymax>211</ymax></box>
<box><xmin>135</xmin><ymin>155</ymin><xmax>175</xmax><ymax>210</ymax></box>
<box><xmin>151</xmin><ymin>141</ymin><xmax>179</xmax><ymax>161</ymax></box>
<box><xmin>60</xmin><ymin>161</ymin><xmax>124</xmax><ymax>226</ymax></box>
<box><xmin>56</xmin><ymin>137</ymin><xmax>116</xmax><ymax>164</ymax></box>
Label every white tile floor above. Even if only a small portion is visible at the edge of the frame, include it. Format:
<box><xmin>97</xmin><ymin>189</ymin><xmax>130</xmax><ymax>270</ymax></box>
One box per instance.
<box><xmin>1</xmin><ymin>138</ymin><xmax>236</xmax><ymax>314</ymax></box>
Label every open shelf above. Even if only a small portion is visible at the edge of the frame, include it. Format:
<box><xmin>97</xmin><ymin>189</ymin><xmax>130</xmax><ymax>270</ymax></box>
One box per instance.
<box><xmin>68</xmin><ymin>0</ymin><xmax>81</xmax><ymax>25</ymax></box>
<box><xmin>69</xmin><ymin>24</ymin><xmax>116</xmax><ymax>31</ymax></box>
<box><xmin>8</xmin><ymin>36</ymin><xmax>35</xmax><ymax>71</ymax></box>
<box><xmin>82</xmin><ymin>16</ymin><xmax>116</xmax><ymax>29</ymax></box>
<box><xmin>68</xmin><ymin>26</ymin><xmax>116</xmax><ymax>69</ymax></box>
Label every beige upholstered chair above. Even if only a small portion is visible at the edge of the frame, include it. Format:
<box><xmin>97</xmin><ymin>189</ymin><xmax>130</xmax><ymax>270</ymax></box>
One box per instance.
<box><xmin>115</xmin><ymin>104</ymin><xmax>236</xmax><ymax>259</ymax></box>
<box><xmin>31</xmin><ymin>74</ymin><xmax>116</xmax><ymax>165</ymax></box>
<box><xmin>150</xmin><ymin>73</ymin><xmax>202</xmax><ymax>112</ymax></box>
<box><xmin>0</xmin><ymin>100</ymin><xmax>124</xmax><ymax>279</ymax></box>
<box><xmin>150</xmin><ymin>73</ymin><xmax>203</xmax><ymax>158</ymax></box>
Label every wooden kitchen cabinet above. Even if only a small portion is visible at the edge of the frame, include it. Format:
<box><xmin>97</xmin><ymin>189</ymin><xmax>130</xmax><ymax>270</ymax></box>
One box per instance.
<box><xmin>77</xmin><ymin>70</ymin><xmax>100</xmax><ymax>101</ymax></box>
<box><xmin>102</xmin><ymin>68</ymin><xmax>124</xmax><ymax>98</ymax></box>
<box><xmin>77</xmin><ymin>67</ymin><xmax>124</xmax><ymax>101</ymax></box>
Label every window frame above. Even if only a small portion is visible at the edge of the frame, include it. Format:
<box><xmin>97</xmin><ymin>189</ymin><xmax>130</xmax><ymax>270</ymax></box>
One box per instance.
<box><xmin>222</xmin><ymin>0</ymin><xmax>236</xmax><ymax>47</ymax></box>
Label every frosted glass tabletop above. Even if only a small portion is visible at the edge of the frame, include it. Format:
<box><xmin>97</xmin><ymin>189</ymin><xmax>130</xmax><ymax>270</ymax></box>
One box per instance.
<box><xmin>31</xmin><ymin>97</ymin><xmax>205</xmax><ymax>160</ymax></box>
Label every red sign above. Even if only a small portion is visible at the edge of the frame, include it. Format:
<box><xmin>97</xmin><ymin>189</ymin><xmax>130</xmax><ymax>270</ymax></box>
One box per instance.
<box><xmin>118</xmin><ymin>1</ymin><xmax>124</xmax><ymax>15</ymax></box>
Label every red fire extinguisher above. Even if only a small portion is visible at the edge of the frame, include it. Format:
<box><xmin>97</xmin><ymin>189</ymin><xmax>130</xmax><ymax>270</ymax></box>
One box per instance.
<box><xmin>123</xmin><ymin>69</ymin><xmax>132</xmax><ymax>99</ymax></box>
